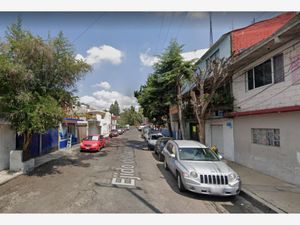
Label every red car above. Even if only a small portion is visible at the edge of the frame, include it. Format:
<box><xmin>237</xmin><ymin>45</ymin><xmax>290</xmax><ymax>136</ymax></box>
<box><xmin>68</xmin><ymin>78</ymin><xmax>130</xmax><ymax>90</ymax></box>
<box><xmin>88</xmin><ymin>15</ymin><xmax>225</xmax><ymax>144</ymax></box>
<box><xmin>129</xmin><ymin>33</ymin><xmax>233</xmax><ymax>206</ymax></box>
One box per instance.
<box><xmin>80</xmin><ymin>135</ymin><xmax>106</xmax><ymax>152</ymax></box>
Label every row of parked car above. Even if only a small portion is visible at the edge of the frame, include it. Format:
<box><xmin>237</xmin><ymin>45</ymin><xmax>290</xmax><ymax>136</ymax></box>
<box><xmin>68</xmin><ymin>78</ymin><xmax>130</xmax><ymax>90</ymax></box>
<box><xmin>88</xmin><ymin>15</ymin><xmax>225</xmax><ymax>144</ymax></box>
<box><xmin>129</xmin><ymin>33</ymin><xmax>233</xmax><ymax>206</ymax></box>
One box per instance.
<box><xmin>138</xmin><ymin>125</ymin><xmax>241</xmax><ymax>197</ymax></box>
<box><xmin>110</xmin><ymin>125</ymin><xmax>130</xmax><ymax>137</ymax></box>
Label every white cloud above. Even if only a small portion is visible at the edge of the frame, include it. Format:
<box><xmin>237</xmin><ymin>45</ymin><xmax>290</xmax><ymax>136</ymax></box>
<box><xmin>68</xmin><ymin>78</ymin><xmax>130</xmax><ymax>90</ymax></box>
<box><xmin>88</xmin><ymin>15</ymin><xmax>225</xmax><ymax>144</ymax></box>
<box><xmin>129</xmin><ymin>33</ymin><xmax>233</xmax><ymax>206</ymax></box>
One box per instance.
<box><xmin>80</xmin><ymin>90</ymin><xmax>138</xmax><ymax>111</ymax></box>
<box><xmin>139</xmin><ymin>48</ymin><xmax>159</xmax><ymax>67</ymax></box>
<box><xmin>75</xmin><ymin>54</ymin><xmax>85</xmax><ymax>61</ymax></box>
<box><xmin>93</xmin><ymin>81</ymin><xmax>111</xmax><ymax>90</ymax></box>
<box><xmin>181</xmin><ymin>49</ymin><xmax>208</xmax><ymax>61</ymax></box>
<box><xmin>140</xmin><ymin>48</ymin><xmax>208</xmax><ymax>67</ymax></box>
<box><xmin>77</xmin><ymin>45</ymin><xmax>124</xmax><ymax>66</ymax></box>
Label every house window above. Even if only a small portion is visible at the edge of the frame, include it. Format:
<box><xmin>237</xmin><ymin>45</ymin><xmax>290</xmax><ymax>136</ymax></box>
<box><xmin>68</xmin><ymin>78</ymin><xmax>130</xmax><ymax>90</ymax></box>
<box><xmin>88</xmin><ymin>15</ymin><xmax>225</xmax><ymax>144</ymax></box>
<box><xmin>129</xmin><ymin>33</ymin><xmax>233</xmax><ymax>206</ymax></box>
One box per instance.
<box><xmin>247</xmin><ymin>54</ymin><xmax>284</xmax><ymax>90</ymax></box>
<box><xmin>252</xmin><ymin>128</ymin><xmax>280</xmax><ymax>147</ymax></box>
<box><xmin>274</xmin><ymin>53</ymin><xmax>284</xmax><ymax>83</ymax></box>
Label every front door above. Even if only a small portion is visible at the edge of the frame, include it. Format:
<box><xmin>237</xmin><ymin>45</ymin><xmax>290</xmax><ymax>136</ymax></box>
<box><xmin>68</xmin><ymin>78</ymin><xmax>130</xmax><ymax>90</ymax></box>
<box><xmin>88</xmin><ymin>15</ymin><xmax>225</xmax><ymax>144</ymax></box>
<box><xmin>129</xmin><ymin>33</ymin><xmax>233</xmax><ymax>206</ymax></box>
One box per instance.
<box><xmin>190</xmin><ymin>123</ymin><xmax>199</xmax><ymax>141</ymax></box>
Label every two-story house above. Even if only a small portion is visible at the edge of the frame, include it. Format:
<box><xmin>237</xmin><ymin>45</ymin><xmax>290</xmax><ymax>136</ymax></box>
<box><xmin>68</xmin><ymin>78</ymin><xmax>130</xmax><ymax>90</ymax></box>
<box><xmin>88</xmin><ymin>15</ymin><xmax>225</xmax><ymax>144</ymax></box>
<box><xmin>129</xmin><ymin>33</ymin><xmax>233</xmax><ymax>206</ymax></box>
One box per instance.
<box><xmin>185</xmin><ymin>12</ymin><xmax>297</xmax><ymax>162</ymax></box>
<box><xmin>231</xmin><ymin>13</ymin><xmax>300</xmax><ymax>185</ymax></box>
<box><xmin>87</xmin><ymin>110</ymin><xmax>112</xmax><ymax>137</ymax></box>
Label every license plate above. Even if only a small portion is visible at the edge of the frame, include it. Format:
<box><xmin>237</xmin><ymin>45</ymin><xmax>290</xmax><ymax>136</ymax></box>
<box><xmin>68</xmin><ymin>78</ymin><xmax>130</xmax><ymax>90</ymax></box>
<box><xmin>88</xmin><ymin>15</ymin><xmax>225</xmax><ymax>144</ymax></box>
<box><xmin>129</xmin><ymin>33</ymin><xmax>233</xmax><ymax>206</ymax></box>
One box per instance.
<box><xmin>86</xmin><ymin>147</ymin><xmax>90</xmax><ymax>150</ymax></box>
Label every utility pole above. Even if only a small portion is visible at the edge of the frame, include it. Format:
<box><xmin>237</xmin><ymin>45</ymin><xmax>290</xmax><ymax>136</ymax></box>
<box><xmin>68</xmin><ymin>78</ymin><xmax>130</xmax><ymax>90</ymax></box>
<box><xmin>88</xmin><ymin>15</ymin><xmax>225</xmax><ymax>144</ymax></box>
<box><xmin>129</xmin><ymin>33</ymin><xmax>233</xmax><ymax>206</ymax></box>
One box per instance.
<box><xmin>209</xmin><ymin>12</ymin><xmax>213</xmax><ymax>47</ymax></box>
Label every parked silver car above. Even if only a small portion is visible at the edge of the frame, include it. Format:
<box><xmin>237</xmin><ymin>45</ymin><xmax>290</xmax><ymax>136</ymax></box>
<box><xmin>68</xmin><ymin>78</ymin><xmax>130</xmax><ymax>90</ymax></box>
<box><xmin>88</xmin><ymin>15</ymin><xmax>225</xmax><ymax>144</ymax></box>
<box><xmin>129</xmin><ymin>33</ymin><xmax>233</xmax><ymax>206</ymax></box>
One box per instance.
<box><xmin>162</xmin><ymin>140</ymin><xmax>241</xmax><ymax>196</ymax></box>
<box><xmin>147</xmin><ymin>133</ymin><xmax>163</xmax><ymax>150</ymax></box>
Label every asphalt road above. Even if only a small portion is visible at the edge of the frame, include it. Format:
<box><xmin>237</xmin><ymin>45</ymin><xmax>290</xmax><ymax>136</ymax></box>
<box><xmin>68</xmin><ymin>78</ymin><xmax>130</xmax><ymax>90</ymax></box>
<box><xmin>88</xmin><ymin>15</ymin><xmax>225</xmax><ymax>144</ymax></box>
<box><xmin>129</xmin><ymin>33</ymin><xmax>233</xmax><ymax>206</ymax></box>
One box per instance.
<box><xmin>0</xmin><ymin>129</ymin><xmax>263</xmax><ymax>213</ymax></box>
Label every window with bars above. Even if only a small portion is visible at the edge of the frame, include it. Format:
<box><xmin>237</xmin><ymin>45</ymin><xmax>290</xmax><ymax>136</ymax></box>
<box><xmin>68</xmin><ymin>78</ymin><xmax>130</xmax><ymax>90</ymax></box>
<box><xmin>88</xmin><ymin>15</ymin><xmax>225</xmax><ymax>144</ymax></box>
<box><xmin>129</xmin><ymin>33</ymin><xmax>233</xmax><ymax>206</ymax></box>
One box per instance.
<box><xmin>247</xmin><ymin>53</ymin><xmax>284</xmax><ymax>91</ymax></box>
<box><xmin>252</xmin><ymin>128</ymin><xmax>280</xmax><ymax>147</ymax></box>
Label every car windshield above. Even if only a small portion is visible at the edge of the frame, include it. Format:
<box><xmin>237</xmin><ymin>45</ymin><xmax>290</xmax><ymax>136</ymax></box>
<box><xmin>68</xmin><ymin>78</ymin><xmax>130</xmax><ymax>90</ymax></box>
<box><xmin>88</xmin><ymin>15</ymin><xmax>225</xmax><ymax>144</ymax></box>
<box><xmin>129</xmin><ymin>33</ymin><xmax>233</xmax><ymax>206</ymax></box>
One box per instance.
<box><xmin>178</xmin><ymin>147</ymin><xmax>219</xmax><ymax>161</ymax></box>
<box><xmin>84</xmin><ymin>136</ymin><xmax>98</xmax><ymax>141</ymax></box>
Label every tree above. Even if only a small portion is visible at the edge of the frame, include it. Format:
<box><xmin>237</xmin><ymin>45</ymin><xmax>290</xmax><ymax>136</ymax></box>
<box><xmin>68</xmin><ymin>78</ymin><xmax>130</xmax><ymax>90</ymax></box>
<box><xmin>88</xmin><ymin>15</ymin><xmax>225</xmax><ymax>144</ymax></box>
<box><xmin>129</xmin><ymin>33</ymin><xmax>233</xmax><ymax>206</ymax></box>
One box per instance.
<box><xmin>109</xmin><ymin>100</ymin><xmax>120</xmax><ymax>116</ymax></box>
<box><xmin>135</xmin><ymin>40</ymin><xmax>195</xmax><ymax>139</ymax></box>
<box><xmin>190</xmin><ymin>57</ymin><xmax>232</xmax><ymax>144</ymax></box>
<box><xmin>118</xmin><ymin>106</ymin><xmax>143</xmax><ymax>126</ymax></box>
<box><xmin>134</xmin><ymin>72</ymin><xmax>174</xmax><ymax>136</ymax></box>
<box><xmin>0</xmin><ymin>19</ymin><xmax>91</xmax><ymax>159</ymax></box>
<box><xmin>153</xmin><ymin>40</ymin><xmax>195</xmax><ymax>139</ymax></box>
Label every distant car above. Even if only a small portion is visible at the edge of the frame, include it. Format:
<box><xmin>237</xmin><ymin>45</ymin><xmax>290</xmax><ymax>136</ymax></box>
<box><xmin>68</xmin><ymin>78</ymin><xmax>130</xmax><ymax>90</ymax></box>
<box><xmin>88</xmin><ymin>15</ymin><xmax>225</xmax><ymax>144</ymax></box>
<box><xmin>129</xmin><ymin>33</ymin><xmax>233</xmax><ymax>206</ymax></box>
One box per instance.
<box><xmin>117</xmin><ymin>128</ymin><xmax>123</xmax><ymax>135</ymax></box>
<box><xmin>80</xmin><ymin>135</ymin><xmax>105</xmax><ymax>152</ymax></box>
<box><xmin>154</xmin><ymin>137</ymin><xmax>173</xmax><ymax>161</ymax></box>
<box><xmin>162</xmin><ymin>140</ymin><xmax>241</xmax><ymax>196</ymax></box>
<box><xmin>143</xmin><ymin>127</ymin><xmax>153</xmax><ymax>140</ymax></box>
<box><xmin>138</xmin><ymin>124</ymin><xmax>146</xmax><ymax>131</ymax></box>
<box><xmin>110</xmin><ymin>129</ymin><xmax>119</xmax><ymax>137</ymax></box>
<box><xmin>147</xmin><ymin>133</ymin><xmax>164</xmax><ymax>150</ymax></box>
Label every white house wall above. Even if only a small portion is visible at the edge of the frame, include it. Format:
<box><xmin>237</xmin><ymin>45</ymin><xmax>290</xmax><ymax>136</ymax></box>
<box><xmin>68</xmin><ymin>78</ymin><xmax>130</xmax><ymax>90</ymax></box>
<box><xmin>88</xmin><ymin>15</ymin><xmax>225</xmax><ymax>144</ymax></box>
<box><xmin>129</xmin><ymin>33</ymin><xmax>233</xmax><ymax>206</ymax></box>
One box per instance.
<box><xmin>101</xmin><ymin>112</ymin><xmax>111</xmax><ymax>137</ymax></box>
<box><xmin>198</xmin><ymin>34</ymin><xmax>231</xmax><ymax>70</ymax></box>
<box><xmin>0</xmin><ymin>123</ymin><xmax>16</xmax><ymax>171</ymax></box>
<box><xmin>205</xmin><ymin>118</ymin><xmax>235</xmax><ymax>161</ymax></box>
<box><xmin>232</xmin><ymin>40</ymin><xmax>300</xmax><ymax>112</ymax></box>
<box><xmin>233</xmin><ymin>111</ymin><xmax>300</xmax><ymax>185</ymax></box>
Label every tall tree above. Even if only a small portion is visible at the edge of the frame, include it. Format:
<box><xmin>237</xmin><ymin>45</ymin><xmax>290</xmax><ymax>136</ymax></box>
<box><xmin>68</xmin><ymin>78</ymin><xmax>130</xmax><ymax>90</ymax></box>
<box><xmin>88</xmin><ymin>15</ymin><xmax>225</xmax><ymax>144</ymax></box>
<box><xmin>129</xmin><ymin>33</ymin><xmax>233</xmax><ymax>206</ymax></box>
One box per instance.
<box><xmin>190</xmin><ymin>57</ymin><xmax>232</xmax><ymax>144</ymax></box>
<box><xmin>135</xmin><ymin>72</ymin><xmax>174</xmax><ymax>136</ymax></box>
<box><xmin>0</xmin><ymin>19</ymin><xmax>91</xmax><ymax>159</ymax></box>
<box><xmin>152</xmin><ymin>40</ymin><xmax>195</xmax><ymax>139</ymax></box>
<box><xmin>109</xmin><ymin>100</ymin><xmax>120</xmax><ymax>116</ymax></box>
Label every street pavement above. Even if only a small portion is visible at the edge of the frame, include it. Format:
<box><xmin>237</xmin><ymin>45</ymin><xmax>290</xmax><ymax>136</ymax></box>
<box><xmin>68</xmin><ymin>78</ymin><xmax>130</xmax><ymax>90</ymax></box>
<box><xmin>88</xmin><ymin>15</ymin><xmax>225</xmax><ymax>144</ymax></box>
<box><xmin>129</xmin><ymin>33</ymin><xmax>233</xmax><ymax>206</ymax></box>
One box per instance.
<box><xmin>0</xmin><ymin>129</ymin><xmax>264</xmax><ymax>213</ymax></box>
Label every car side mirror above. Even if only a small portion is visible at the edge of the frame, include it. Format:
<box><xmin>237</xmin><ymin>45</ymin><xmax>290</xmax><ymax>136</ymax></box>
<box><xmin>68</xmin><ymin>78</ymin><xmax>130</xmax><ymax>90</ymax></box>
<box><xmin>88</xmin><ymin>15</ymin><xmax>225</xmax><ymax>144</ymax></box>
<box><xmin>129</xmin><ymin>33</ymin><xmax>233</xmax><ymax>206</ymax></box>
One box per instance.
<box><xmin>218</xmin><ymin>154</ymin><xmax>223</xmax><ymax>160</ymax></box>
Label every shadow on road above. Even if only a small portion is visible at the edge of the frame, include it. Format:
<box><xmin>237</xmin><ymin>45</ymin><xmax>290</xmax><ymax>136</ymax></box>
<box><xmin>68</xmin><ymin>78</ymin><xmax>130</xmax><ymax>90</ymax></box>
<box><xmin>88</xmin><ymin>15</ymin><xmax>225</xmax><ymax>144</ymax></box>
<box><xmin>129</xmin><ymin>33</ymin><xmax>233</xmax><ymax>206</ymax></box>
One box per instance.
<box><xmin>156</xmin><ymin>163</ymin><xmax>236</xmax><ymax>203</ymax></box>
<box><xmin>29</xmin><ymin>149</ymin><xmax>110</xmax><ymax>177</ymax></box>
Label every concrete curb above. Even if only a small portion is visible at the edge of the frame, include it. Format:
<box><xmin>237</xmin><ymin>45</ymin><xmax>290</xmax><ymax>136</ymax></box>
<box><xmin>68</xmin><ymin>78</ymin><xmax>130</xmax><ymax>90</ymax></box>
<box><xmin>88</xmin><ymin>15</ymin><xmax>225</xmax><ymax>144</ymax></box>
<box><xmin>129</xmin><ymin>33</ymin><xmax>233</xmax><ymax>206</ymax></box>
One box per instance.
<box><xmin>0</xmin><ymin>171</ymin><xmax>23</xmax><ymax>187</ymax></box>
<box><xmin>0</xmin><ymin>144</ymin><xmax>80</xmax><ymax>186</ymax></box>
<box><xmin>240</xmin><ymin>188</ymin><xmax>287</xmax><ymax>213</ymax></box>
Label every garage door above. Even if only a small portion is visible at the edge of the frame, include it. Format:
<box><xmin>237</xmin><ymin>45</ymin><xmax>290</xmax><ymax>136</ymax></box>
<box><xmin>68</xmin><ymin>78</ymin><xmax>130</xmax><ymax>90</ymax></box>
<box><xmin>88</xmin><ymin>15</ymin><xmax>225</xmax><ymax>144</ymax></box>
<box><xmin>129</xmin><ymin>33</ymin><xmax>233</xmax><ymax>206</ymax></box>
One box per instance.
<box><xmin>211</xmin><ymin>125</ymin><xmax>224</xmax><ymax>156</ymax></box>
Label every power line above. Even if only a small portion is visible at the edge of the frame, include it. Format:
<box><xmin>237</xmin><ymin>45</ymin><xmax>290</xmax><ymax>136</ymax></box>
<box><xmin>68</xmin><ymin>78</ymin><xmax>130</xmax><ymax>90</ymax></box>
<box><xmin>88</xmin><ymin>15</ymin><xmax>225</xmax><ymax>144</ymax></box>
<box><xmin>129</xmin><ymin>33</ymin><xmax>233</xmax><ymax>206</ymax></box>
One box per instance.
<box><xmin>161</xmin><ymin>12</ymin><xmax>174</xmax><ymax>50</ymax></box>
<box><xmin>233</xmin><ymin>43</ymin><xmax>300</xmax><ymax>108</ymax></box>
<box><xmin>72</xmin><ymin>13</ymin><xmax>105</xmax><ymax>43</ymax></box>
<box><xmin>175</xmin><ymin>12</ymin><xmax>188</xmax><ymax>41</ymax></box>
<box><xmin>153</xmin><ymin>13</ymin><xmax>166</xmax><ymax>55</ymax></box>
<box><xmin>231</xmin><ymin>40</ymin><xmax>300</xmax><ymax>84</ymax></box>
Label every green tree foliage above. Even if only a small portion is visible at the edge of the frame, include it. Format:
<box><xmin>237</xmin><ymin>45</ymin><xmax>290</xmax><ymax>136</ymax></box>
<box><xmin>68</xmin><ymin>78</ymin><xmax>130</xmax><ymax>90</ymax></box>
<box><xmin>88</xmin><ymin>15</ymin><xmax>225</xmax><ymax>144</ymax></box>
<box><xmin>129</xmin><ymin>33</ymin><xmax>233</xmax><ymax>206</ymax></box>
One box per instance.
<box><xmin>135</xmin><ymin>40</ymin><xmax>195</xmax><ymax>137</ymax></box>
<box><xmin>118</xmin><ymin>106</ymin><xmax>143</xmax><ymax>126</ymax></box>
<box><xmin>109</xmin><ymin>100</ymin><xmax>120</xmax><ymax>116</ymax></box>
<box><xmin>0</xmin><ymin>19</ymin><xmax>91</xmax><ymax>157</ymax></box>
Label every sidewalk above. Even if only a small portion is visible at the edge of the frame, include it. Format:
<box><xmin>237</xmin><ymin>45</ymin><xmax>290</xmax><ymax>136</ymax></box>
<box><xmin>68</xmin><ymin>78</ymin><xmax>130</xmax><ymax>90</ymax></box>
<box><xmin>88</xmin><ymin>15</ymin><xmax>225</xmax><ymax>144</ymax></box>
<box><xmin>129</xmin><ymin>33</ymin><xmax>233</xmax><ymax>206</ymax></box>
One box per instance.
<box><xmin>0</xmin><ymin>144</ymin><xmax>80</xmax><ymax>186</ymax></box>
<box><xmin>226</xmin><ymin>160</ymin><xmax>300</xmax><ymax>213</ymax></box>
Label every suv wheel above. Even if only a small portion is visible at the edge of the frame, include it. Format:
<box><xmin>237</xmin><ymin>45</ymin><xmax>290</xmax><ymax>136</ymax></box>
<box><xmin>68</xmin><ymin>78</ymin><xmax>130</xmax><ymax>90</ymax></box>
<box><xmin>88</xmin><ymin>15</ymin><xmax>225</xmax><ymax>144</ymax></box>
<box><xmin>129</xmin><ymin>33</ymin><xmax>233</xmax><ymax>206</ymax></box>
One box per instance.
<box><xmin>158</xmin><ymin>153</ymin><xmax>164</xmax><ymax>162</ymax></box>
<box><xmin>164</xmin><ymin>159</ymin><xmax>169</xmax><ymax>170</ymax></box>
<box><xmin>177</xmin><ymin>173</ymin><xmax>186</xmax><ymax>192</ymax></box>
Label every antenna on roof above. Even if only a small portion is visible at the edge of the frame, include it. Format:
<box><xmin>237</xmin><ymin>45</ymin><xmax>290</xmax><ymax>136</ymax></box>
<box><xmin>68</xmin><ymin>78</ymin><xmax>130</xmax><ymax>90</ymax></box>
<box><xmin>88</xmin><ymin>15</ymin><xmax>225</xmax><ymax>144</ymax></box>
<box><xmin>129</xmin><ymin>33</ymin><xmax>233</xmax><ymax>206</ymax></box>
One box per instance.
<box><xmin>252</xmin><ymin>18</ymin><xmax>256</xmax><ymax>24</ymax></box>
<box><xmin>209</xmin><ymin>12</ymin><xmax>213</xmax><ymax>47</ymax></box>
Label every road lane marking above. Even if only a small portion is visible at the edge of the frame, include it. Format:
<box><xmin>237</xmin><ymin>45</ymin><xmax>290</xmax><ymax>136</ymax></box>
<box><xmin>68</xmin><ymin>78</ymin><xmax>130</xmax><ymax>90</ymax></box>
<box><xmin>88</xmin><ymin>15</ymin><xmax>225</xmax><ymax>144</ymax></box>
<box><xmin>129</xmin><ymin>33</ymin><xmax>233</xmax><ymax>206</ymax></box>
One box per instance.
<box><xmin>111</xmin><ymin>147</ymin><xmax>141</xmax><ymax>188</ymax></box>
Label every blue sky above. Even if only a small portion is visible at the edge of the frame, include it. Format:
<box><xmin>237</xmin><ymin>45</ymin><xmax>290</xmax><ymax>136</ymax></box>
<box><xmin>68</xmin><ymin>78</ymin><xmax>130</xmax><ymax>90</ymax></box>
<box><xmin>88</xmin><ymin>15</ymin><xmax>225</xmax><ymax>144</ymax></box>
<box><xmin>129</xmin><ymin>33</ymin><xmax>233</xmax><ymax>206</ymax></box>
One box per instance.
<box><xmin>0</xmin><ymin>12</ymin><xmax>280</xmax><ymax>110</ymax></box>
